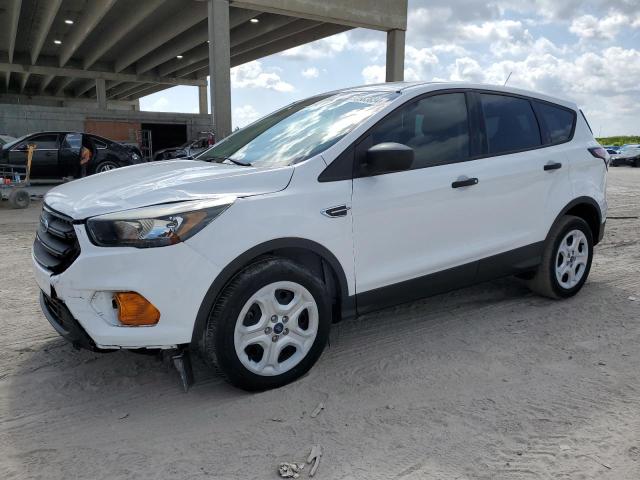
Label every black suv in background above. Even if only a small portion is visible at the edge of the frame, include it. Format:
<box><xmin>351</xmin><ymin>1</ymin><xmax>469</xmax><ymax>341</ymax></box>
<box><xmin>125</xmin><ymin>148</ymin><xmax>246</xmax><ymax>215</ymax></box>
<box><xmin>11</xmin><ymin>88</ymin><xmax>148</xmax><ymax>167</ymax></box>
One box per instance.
<box><xmin>0</xmin><ymin>132</ymin><xmax>144</xmax><ymax>180</ymax></box>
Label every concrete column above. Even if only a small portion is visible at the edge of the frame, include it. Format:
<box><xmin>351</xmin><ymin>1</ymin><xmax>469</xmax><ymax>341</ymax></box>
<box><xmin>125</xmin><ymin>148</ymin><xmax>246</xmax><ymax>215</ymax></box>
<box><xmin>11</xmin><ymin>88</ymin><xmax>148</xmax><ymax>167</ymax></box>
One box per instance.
<box><xmin>208</xmin><ymin>0</ymin><xmax>232</xmax><ymax>139</ymax></box>
<box><xmin>96</xmin><ymin>78</ymin><xmax>107</xmax><ymax>109</ymax></box>
<box><xmin>198</xmin><ymin>84</ymin><xmax>208</xmax><ymax>115</ymax></box>
<box><xmin>385</xmin><ymin>29</ymin><xmax>405</xmax><ymax>82</ymax></box>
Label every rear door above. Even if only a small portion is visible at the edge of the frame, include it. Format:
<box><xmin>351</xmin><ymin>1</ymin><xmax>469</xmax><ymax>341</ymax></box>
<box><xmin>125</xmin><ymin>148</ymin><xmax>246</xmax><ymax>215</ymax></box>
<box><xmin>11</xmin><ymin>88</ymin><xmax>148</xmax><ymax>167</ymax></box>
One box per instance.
<box><xmin>472</xmin><ymin>93</ymin><xmax>572</xmax><ymax>280</ymax></box>
<box><xmin>8</xmin><ymin>133</ymin><xmax>61</xmax><ymax>179</ymax></box>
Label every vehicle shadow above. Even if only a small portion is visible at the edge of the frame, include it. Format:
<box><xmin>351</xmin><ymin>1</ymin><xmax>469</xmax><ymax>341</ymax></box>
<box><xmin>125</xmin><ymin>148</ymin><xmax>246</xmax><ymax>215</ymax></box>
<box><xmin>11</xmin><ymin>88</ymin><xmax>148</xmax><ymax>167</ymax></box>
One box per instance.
<box><xmin>3</xmin><ymin>274</ymin><xmax>635</xmax><ymax>479</ymax></box>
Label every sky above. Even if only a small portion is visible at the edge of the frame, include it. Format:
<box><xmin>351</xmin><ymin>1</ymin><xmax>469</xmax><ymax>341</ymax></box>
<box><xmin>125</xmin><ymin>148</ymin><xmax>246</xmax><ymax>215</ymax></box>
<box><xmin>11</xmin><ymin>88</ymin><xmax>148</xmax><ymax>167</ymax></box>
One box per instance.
<box><xmin>140</xmin><ymin>0</ymin><xmax>640</xmax><ymax>137</ymax></box>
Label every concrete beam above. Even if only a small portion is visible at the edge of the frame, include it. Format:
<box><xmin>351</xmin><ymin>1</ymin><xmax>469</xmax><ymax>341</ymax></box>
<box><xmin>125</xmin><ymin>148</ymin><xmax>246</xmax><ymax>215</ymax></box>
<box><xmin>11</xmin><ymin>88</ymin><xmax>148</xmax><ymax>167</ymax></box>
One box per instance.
<box><xmin>114</xmin><ymin>1</ymin><xmax>207</xmax><ymax>73</ymax></box>
<box><xmin>230</xmin><ymin>18</ymin><xmax>318</xmax><ymax>56</ymax></box>
<box><xmin>0</xmin><ymin>63</ymin><xmax>206</xmax><ymax>87</ymax></box>
<box><xmin>160</xmin><ymin>17</ymin><xmax>314</xmax><ymax>77</ymax></box>
<box><xmin>0</xmin><ymin>92</ymin><xmax>137</xmax><ymax>108</ymax></box>
<box><xmin>118</xmin><ymin>83</ymin><xmax>157</xmax><ymax>100</ymax></box>
<box><xmin>31</xmin><ymin>0</ymin><xmax>63</xmax><ymax>64</ymax></box>
<box><xmin>96</xmin><ymin>78</ymin><xmax>107</xmax><ymax>109</ymax></box>
<box><xmin>174</xmin><ymin>59</ymin><xmax>210</xmax><ymax>78</ymax></box>
<box><xmin>7</xmin><ymin>0</ymin><xmax>22</xmax><ymax>63</ymax></box>
<box><xmin>74</xmin><ymin>79</ymin><xmax>96</xmax><ymax>97</ymax></box>
<box><xmin>18</xmin><ymin>72</ymin><xmax>28</xmax><ymax>93</ymax></box>
<box><xmin>59</xmin><ymin>0</ymin><xmax>118</xmax><ymax>67</ymax></box>
<box><xmin>230</xmin><ymin>0</ymin><xmax>407</xmax><ymax>31</ymax></box>
<box><xmin>83</xmin><ymin>0</ymin><xmax>166</xmax><ymax>70</ymax></box>
<box><xmin>121</xmin><ymin>83</ymin><xmax>169</xmax><ymax>101</ymax></box>
<box><xmin>385</xmin><ymin>29</ymin><xmax>405</xmax><ymax>82</ymax></box>
<box><xmin>55</xmin><ymin>77</ymin><xmax>75</xmax><ymax>96</ymax></box>
<box><xmin>209</xmin><ymin>0</ymin><xmax>232</xmax><ymax>138</ymax></box>
<box><xmin>39</xmin><ymin>75</ymin><xmax>55</xmax><ymax>94</ymax></box>
<box><xmin>229</xmin><ymin>22</ymin><xmax>351</xmax><ymax>68</ymax></box>
<box><xmin>135</xmin><ymin>9</ymin><xmax>257</xmax><ymax>74</ymax></box>
<box><xmin>198</xmin><ymin>85</ymin><xmax>208</xmax><ymax>114</ymax></box>
<box><xmin>108</xmin><ymin>82</ymin><xmax>145</xmax><ymax>99</ymax></box>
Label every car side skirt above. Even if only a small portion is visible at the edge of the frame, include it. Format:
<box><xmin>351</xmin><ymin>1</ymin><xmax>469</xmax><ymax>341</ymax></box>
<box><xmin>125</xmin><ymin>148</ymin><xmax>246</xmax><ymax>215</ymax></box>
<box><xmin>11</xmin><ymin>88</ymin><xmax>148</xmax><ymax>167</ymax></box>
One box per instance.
<box><xmin>354</xmin><ymin>241</ymin><xmax>544</xmax><ymax>316</ymax></box>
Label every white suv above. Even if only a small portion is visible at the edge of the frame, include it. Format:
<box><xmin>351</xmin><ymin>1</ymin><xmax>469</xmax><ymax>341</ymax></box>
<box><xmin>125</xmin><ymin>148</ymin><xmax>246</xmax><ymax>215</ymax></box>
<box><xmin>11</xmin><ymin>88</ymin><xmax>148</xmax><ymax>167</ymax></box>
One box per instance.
<box><xmin>33</xmin><ymin>82</ymin><xmax>608</xmax><ymax>391</ymax></box>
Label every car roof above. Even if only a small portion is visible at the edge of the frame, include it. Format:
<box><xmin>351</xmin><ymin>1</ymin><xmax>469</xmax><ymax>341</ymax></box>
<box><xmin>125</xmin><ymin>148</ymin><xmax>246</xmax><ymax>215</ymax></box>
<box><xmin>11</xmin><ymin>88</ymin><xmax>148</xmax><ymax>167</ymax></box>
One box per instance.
<box><xmin>23</xmin><ymin>131</ymin><xmax>113</xmax><ymax>142</ymax></box>
<box><xmin>339</xmin><ymin>81</ymin><xmax>578</xmax><ymax>110</ymax></box>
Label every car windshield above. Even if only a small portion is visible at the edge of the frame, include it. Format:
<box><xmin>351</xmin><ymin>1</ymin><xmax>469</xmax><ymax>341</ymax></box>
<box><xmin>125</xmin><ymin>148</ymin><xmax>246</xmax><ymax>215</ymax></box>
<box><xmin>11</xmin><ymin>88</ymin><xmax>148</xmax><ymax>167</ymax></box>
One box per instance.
<box><xmin>197</xmin><ymin>90</ymin><xmax>399</xmax><ymax>167</ymax></box>
<box><xmin>2</xmin><ymin>134</ymin><xmax>30</xmax><ymax>150</ymax></box>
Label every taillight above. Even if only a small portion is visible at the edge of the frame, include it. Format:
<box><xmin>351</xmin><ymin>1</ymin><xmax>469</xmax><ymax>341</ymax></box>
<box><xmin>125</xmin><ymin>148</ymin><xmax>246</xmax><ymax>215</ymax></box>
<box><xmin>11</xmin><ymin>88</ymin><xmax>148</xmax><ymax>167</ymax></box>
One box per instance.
<box><xmin>588</xmin><ymin>147</ymin><xmax>609</xmax><ymax>169</ymax></box>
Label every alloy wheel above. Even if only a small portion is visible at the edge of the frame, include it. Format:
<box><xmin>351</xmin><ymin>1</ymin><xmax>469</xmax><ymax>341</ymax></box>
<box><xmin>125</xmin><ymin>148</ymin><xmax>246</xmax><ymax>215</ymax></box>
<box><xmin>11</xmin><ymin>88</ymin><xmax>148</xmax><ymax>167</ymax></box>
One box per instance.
<box><xmin>234</xmin><ymin>281</ymin><xmax>319</xmax><ymax>376</ymax></box>
<box><xmin>555</xmin><ymin>229</ymin><xmax>589</xmax><ymax>289</ymax></box>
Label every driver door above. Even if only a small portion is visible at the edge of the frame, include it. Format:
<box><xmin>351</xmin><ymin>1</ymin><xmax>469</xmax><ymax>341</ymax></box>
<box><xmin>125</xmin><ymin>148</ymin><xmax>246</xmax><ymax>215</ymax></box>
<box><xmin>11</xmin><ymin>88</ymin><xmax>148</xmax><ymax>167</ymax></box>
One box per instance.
<box><xmin>9</xmin><ymin>133</ymin><xmax>60</xmax><ymax>179</ymax></box>
<box><xmin>352</xmin><ymin>92</ymin><xmax>481</xmax><ymax>312</ymax></box>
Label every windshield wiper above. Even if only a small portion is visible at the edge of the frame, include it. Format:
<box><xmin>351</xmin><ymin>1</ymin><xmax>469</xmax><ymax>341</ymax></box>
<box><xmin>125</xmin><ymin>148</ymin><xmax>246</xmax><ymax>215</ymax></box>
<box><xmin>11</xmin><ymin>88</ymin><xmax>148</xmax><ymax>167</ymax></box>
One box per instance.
<box><xmin>209</xmin><ymin>155</ymin><xmax>251</xmax><ymax>166</ymax></box>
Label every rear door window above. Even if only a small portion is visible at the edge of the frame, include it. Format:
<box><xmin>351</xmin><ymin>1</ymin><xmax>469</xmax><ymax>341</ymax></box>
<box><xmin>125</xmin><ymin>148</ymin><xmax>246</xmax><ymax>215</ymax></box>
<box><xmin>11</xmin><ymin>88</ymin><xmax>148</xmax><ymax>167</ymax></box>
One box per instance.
<box><xmin>534</xmin><ymin>101</ymin><xmax>575</xmax><ymax>144</ymax></box>
<box><xmin>480</xmin><ymin>94</ymin><xmax>541</xmax><ymax>155</ymax></box>
<box><xmin>17</xmin><ymin>134</ymin><xmax>59</xmax><ymax>150</ymax></box>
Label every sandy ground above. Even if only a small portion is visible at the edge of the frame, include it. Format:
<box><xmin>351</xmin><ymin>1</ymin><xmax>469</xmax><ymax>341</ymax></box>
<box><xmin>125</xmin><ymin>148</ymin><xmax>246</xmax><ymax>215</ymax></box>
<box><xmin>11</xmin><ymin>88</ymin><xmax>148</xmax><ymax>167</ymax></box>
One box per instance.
<box><xmin>0</xmin><ymin>168</ymin><xmax>639</xmax><ymax>480</ymax></box>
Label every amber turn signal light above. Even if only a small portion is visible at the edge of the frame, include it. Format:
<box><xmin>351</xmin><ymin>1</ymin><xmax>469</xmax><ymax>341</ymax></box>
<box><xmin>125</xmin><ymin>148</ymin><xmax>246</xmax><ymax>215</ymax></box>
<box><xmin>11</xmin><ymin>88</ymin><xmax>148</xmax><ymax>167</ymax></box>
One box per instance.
<box><xmin>114</xmin><ymin>292</ymin><xmax>160</xmax><ymax>326</ymax></box>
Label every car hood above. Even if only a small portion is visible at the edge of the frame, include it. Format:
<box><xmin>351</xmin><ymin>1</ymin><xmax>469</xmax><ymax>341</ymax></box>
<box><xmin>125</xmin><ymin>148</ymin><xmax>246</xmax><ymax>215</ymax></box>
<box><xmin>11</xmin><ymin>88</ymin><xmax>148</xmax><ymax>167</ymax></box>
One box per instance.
<box><xmin>44</xmin><ymin>160</ymin><xmax>294</xmax><ymax>219</ymax></box>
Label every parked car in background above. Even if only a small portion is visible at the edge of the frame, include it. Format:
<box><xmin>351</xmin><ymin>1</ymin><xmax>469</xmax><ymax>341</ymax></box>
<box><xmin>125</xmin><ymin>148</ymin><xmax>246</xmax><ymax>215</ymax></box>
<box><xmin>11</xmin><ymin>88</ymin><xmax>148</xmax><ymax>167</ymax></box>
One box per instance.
<box><xmin>0</xmin><ymin>134</ymin><xmax>16</xmax><ymax>146</ymax></box>
<box><xmin>0</xmin><ymin>132</ymin><xmax>144</xmax><ymax>180</ymax></box>
<box><xmin>610</xmin><ymin>144</ymin><xmax>640</xmax><ymax>167</ymax></box>
<box><xmin>34</xmin><ymin>82</ymin><xmax>607</xmax><ymax>391</ymax></box>
<box><xmin>153</xmin><ymin>138</ymin><xmax>211</xmax><ymax>161</ymax></box>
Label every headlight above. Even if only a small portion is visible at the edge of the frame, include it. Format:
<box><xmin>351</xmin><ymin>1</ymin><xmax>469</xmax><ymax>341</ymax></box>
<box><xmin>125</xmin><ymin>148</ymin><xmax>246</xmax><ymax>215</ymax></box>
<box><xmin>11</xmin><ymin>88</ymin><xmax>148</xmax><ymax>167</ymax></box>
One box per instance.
<box><xmin>86</xmin><ymin>196</ymin><xmax>235</xmax><ymax>248</ymax></box>
<box><xmin>131</xmin><ymin>152</ymin><xmax>141</xmax><ymax>161</ymax></box>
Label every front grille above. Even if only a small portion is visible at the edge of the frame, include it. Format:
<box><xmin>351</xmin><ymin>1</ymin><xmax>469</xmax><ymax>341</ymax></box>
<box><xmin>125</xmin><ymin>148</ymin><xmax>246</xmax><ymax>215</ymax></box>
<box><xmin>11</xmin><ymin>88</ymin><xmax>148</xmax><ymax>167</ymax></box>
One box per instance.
<box><xmin>33</xmin><ymin>205</ymin><xmax>80</xmax><ymax>274</ymax></box>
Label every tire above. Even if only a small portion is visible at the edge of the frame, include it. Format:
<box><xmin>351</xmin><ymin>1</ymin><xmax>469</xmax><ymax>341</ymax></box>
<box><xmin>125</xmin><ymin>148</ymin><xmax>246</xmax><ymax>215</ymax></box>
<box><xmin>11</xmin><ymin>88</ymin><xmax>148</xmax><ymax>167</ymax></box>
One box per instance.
<box><xmin>94</xmin><ymin>160</ymin><xmax>119</xmax><ymax>174</ymax></box>
<box><xmin>8</xmin><ymin>188</ymin><xmax>30</xmax><ymax>209</ymax></box>
<box><xmin>528</xmin><ymin>215</ymin><xmax>593</xmax><ymax>299</ymax></box>
<box><xmin>201</xmin><ymin>257</ymin><xmax>332</xmax><ymax>391</ymax></box>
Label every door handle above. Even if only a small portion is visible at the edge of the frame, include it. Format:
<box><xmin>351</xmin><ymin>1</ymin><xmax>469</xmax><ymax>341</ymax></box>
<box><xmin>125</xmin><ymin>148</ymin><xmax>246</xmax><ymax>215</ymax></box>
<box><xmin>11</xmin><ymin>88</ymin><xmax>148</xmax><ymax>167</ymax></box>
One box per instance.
<box><xmin>544</xmin><ymin>162</ymin><xmax>562</xmax><ymax>171</ymax></box>
<box><xmin>451</xmin><ymin>177</ymin><xmax>479</xmax><ymax>188</ymax></box>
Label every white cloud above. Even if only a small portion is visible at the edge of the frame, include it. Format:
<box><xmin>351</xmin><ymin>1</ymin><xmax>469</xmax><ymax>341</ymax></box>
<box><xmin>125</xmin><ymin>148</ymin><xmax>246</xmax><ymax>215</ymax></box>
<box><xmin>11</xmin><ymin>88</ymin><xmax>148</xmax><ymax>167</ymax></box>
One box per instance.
<box><xmin>231</xmin><ymin>61</ymin><xmax>294</xmax><ymax>92</ymax></box>
<box><xmin>301</xmin><ymin>67</ymin><xmax>320</xmax><ymax>79</ymax></box>
<box><xmin>233</xmin><ymin>105</ymin><xmax>261</xmax><ymax>127</ymax></box>
<box><xmin>569</xmin><ymin>12</ymin><xmax>635</xmax><ymax>40</ymax></box>
<box><xmin>362</xmin><ymin>45</ymin><xmax>440</xmax><ymax>84</ymax></box>
<box><xmin>148</xmin><ymin>96</ymin><xmax>169</xmax><ymax>111</ymax></box>
<box><xmin>280</xmin><ymin>32</ymin><xmax>349</xmax><ymax>60</ymax></box>
<box><xmin>362</xmin><ymin>65</ymin><xmax>386</xmax><ymax>84</ymax></box>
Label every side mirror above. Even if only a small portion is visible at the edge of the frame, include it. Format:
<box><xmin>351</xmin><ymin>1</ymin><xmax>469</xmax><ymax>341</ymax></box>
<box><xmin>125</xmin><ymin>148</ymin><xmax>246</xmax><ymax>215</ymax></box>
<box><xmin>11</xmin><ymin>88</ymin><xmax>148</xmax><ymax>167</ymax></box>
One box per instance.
<box><xmin>363</xmin><ymin>142</ymin><xmax>414</xmax><ymax>175</ymax></box>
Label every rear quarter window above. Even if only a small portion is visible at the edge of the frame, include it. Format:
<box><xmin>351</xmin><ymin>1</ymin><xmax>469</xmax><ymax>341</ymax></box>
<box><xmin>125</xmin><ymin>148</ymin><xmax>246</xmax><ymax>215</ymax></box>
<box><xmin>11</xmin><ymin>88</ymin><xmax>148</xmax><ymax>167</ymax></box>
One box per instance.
<box><xmin>534</xmin><ymin>101</ymin><xmax>576</xmax><ymax>144</ymax></box>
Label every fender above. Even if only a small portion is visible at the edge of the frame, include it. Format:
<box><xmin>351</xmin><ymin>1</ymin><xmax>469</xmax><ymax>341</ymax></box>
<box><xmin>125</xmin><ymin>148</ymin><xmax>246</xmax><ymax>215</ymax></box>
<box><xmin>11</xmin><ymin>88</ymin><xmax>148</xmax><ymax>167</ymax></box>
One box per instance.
<box><xmin>191</xmin><ymin>237</ymin><xmax>354</xmax><ymax>347</ymax></box>
<box><xmin>548</xmin><ymin>196</ymin><xmax>603</xmax><ymax>244</ymax></box>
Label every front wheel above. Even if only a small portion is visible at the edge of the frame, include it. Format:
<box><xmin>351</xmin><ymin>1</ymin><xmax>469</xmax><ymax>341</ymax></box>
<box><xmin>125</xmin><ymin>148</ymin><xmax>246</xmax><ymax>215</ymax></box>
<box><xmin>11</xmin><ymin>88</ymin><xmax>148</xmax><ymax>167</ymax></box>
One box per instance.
<box><xmin>201</xmin><ymin>258</ymin><xmax>331</xmax><ymax>391</ymax></box>
<box><xmin>528</xmin><ymin>215</ymin><xmax>593</xmax><ymax>299</ymax></box>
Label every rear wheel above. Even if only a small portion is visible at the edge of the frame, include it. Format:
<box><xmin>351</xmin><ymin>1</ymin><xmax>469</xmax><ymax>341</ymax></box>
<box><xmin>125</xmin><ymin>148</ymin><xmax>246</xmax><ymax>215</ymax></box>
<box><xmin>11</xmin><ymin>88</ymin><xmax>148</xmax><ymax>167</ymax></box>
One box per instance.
<box><xmin>201</xmin><ymin>258</ymin><xmax>331</xmax><ymax>391</ymax></box>
<box><xmin>528</xmin><ymin>215</ymin><xmax>593</xmax><ymax>299</ymax></box>
<box><xmin>94</xmin><ymin>160</ymin><xmax>119</xmax><ymax>173</ymax></box>
<box><xmin>8</xmin><ymin>188</ymin><xmax>30</xmax><ymax>209</ymax></box>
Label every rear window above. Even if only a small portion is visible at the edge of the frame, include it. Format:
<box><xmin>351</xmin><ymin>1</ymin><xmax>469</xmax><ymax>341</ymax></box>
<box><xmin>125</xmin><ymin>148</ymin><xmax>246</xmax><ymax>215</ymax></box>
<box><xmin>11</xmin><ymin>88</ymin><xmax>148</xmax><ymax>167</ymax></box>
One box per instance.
<box><xmin>535</xmin><ymin>102</ymin><xmax>575</xmax><ymax>144</ymax></box>
<box><xmin>480</xmin><ymin>94</ymin><xmax>541</xmax><ymax>155</ymax></box>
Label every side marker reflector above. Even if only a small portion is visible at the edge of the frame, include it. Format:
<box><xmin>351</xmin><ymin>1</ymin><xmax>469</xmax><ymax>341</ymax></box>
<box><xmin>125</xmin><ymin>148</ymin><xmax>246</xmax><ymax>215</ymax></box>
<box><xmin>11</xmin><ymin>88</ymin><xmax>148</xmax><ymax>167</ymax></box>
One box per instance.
<box><xmin>114</xmin><ymin>292</ymin><xmax>160</xmax><ymax>326</ymax></box>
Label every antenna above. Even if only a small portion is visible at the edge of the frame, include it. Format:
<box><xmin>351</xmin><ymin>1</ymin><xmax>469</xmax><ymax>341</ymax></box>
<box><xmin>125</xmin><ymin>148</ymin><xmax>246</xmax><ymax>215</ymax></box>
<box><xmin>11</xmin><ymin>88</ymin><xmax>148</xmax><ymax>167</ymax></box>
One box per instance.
<box><xmin>503</xmin><ymin>71</ymin><xmax>512</xmax><ymax>86</ymax></box>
